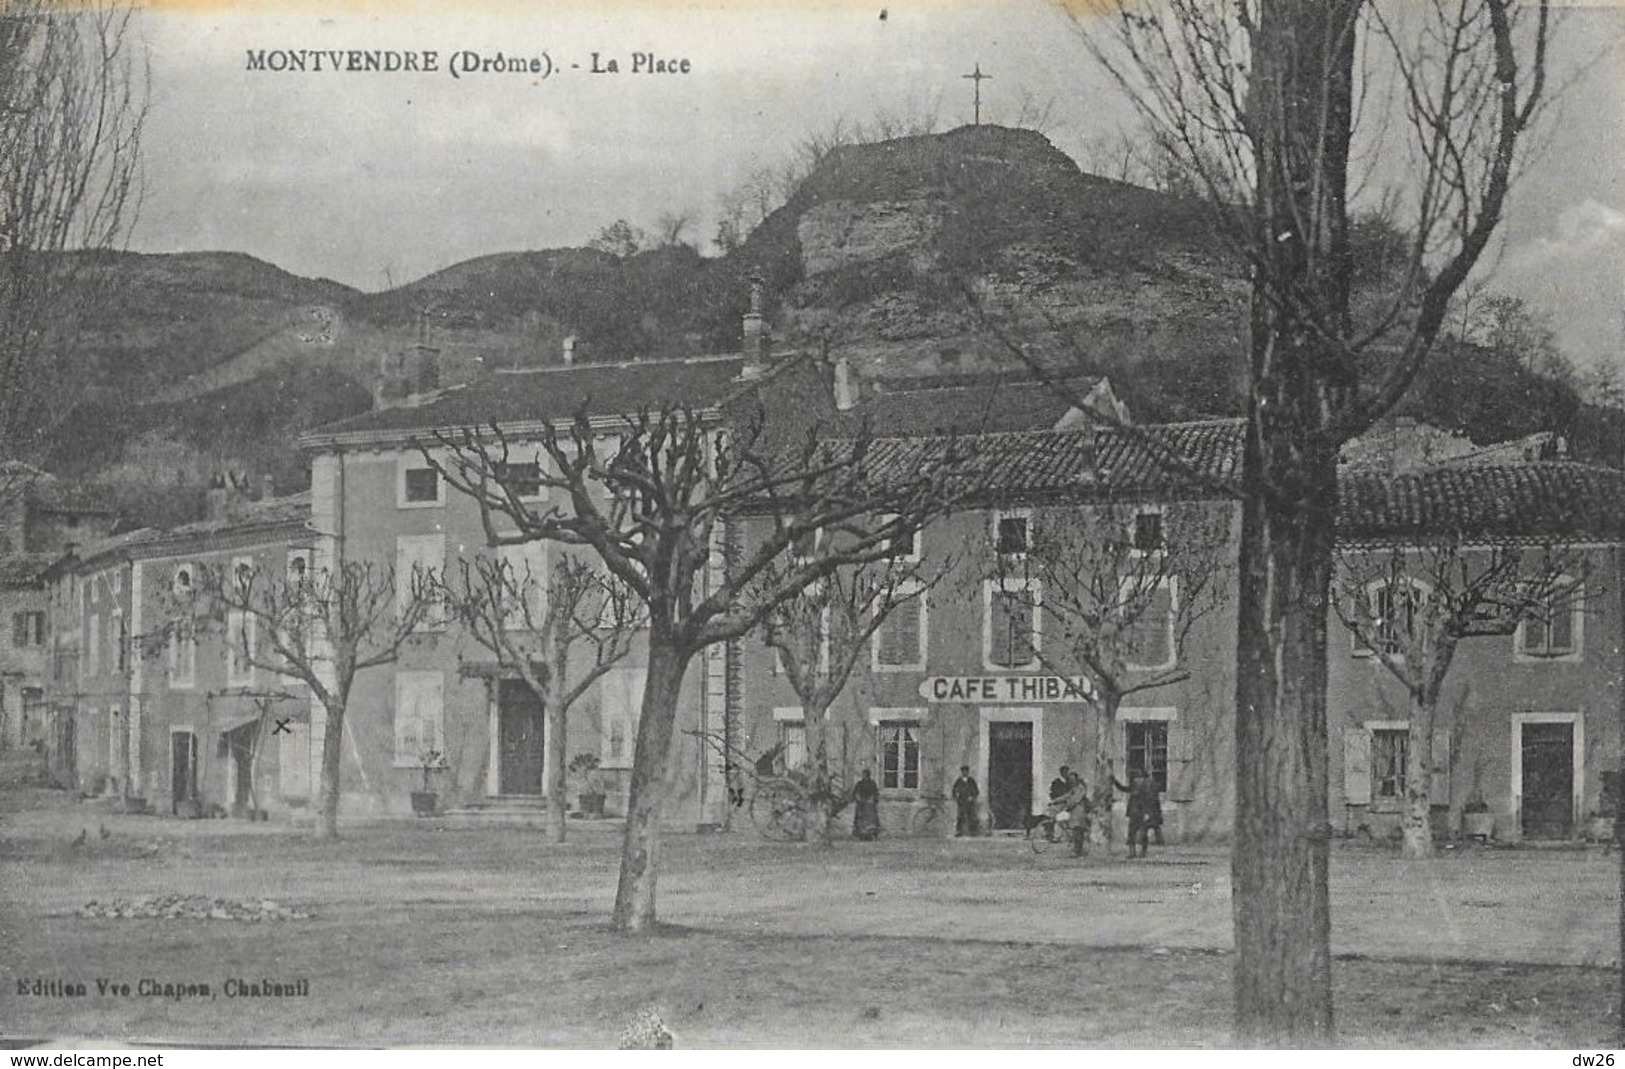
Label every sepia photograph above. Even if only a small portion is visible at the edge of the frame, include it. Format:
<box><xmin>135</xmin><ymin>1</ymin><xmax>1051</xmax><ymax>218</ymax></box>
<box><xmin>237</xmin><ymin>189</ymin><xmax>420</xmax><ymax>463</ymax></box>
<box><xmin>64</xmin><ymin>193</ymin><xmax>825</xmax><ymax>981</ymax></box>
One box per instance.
<box><xmin>1</xmin><ymin>0</ymin><xmax>1623</xmax><ymax>1051</ymax></box>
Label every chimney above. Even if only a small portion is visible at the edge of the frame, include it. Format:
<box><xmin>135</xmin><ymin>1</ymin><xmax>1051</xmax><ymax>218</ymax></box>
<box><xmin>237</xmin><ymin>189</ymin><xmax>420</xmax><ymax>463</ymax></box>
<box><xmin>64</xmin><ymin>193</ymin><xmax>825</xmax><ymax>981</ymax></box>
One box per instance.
<box><xmin>740</xmin><ymin>277</ymin><xmax>768</xmax><ymax>380</ymax></box>
<box><xmin>1390</xmin><ymin>416</ymin><xmax>1426</xmax><ymax>474</ymax></box>
<box><xmin>833</xmin><ymin>354</ymin><xmax>856</xmax><ymax>411</ymax></box>
<box><xmin>562</xmin><ymin>335</ymin><xmax>576</xmax><ymax>366</ymax></box>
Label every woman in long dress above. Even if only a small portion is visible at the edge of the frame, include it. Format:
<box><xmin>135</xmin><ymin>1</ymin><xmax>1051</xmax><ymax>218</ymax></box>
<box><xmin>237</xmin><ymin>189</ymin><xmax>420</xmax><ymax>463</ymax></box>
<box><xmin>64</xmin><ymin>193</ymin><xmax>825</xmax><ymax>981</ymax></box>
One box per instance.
<box><xmin>851</xmin><ymin>768</ymin><xmax>881</xmax><ymax>841</ymax></box>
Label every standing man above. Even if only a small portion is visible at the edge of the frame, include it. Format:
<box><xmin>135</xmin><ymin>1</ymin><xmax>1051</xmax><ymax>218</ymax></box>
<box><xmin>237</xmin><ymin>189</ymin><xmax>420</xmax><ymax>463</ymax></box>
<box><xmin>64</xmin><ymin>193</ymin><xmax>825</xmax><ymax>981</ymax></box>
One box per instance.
<box><xmin>951</xmin><ymin>765</ymin><xmax>980</xmax><ymax>837</ymax></box>
<box><xmin>1124</xmin><ymin>769</ymin><xmax>1164</xmax><ymax>858</ymax></box>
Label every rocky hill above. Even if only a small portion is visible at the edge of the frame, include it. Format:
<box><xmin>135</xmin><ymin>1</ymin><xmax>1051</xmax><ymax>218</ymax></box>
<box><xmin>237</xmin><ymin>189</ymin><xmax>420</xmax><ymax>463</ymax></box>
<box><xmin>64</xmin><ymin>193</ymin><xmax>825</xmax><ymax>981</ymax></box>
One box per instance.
<box><xmin>39</xmin><ymin>125</ymin><xmax>1617</xmax><ymax>527</ymax></box>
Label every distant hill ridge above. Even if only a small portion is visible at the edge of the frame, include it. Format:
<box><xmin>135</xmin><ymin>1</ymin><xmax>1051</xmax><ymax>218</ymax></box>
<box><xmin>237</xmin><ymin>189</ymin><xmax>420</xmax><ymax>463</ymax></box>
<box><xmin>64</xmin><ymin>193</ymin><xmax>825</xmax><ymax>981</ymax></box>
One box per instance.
<box><xmin>41</xmin><ymin>124</ymin><xmax>1617</xmax><ymax>529</ymax></box>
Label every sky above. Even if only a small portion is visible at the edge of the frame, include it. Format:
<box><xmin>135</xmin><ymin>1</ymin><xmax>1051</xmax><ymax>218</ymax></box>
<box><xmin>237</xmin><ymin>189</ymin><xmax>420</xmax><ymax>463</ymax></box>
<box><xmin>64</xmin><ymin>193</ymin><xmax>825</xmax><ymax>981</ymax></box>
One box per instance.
<box><xmin>128</xmin><ymin>1</ymin><xmax>1625</xmax><ymax>372</ymax></box>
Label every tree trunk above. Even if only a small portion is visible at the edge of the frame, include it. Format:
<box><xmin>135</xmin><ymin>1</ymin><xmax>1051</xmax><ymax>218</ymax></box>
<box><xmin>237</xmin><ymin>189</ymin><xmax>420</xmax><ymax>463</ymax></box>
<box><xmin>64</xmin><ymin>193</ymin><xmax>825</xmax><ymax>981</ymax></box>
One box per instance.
<box><xmin>1402</xmin><ymin>699</ymin><xmax>1435</xmax><ymax>860</ymax></box>
<box><xmin>314</xmin><ymin>697</ymin><xmax>346</xmax><ymax>840</ymax></box>
<box><xmin>611</xmin><ymin>632</ymin><xmax>691</xmax><ymax>931</ymax></box>
<box><xmin>1232</xmin><ymin>444</ymin><xmax>1337</xmax><ymax>1044</ymax></box>
<box><xmin>1230</xmin><ymin>0</ymin><xmax>1358</xmax><ymax>1044</ymax></box>
<box><xmin>544</xmin><ymin>683</ymin><xmax>567</xmax><ymax>845</ymax></box>
<box><xmin>1092</xmin><ymin>691</ymin><xmax>1121</xmax><ymax>850</ymax></box>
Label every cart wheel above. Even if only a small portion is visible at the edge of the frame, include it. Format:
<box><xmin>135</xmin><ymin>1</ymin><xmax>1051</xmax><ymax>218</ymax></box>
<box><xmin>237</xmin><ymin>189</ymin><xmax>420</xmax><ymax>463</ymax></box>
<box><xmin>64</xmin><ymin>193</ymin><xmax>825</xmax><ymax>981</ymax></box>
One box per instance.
<box><xmin>910</xmin><ymin>805</ymin><xmax>941</xmax><ymax>838</ymax></box>
<box><xmin>1029</xmin><ymin>817</ymin><xmax>1056</xmax><ymax>854</ymax></box>
<box><xmin>751</xmin><ymin>781</ymin><xmax>805</xmax><ymax>841</ymax></box>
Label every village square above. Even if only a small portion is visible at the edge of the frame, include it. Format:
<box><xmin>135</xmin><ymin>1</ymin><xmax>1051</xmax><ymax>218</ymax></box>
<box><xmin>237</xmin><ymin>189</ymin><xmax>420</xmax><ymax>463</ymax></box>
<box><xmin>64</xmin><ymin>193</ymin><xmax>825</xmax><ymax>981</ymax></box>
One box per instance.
<box><xmin>1</xmin><ymin>0</ymin><xmax>1623</xmax><ymax>1051</ymax></box>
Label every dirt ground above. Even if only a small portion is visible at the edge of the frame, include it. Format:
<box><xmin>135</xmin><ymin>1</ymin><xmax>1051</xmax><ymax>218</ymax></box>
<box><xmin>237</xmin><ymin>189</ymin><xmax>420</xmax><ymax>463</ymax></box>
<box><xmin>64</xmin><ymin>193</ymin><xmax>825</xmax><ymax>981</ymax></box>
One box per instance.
<box><xmin>0</xmin><ymin>788</ymin><xmax>1618</xmax><ymax>1048</ymax></box>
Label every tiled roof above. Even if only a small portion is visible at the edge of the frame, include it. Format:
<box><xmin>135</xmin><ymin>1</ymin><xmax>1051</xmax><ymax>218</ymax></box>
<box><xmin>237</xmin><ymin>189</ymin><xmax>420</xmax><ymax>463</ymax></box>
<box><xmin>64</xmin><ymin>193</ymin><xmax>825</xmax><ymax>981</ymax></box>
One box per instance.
<box><xmin>163</xmin><ymin>492</ymin><xmax>312</xmax><ymax>538</ymax></box>
<box><xmin>1337</xmin><ymin>464</ymin><xmax>1625</xmax><ymax>542</ymax></box>
<box><xmin>1096</xmin><ymin>419</ymin><xmax>1244</xmax><ymax>491</ymax></box>
<box><xmin>813</xmin><ymin>418</ymin><xmax>1244</xmax><ymax>505</ymax></box>
<box><xmin>0</xmin><ymin>553</ymin><xmax>56</xmax><ymax>588</ymax></box>
<box><xmin>302</xmin><ymin>355</ymin><xmax>752</xmax><ymax>445</ymax></box>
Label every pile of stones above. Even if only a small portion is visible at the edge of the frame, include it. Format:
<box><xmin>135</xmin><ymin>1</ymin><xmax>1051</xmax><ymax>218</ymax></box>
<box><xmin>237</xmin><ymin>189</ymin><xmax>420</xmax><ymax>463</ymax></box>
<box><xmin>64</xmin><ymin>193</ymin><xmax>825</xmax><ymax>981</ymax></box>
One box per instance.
<box><xmin>76</xmin><ymin>894</ymin><xmax>310</xmax><ymax>921</ymax></box>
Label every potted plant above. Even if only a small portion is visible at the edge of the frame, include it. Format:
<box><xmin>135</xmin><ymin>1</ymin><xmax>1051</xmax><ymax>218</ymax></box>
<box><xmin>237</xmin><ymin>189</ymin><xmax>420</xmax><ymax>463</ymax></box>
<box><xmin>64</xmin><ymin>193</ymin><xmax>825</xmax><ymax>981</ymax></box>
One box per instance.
<box><xmin>1462</xmin><ymin>795</ymin><xmax>1494</xmax><ymax>841</ymax></box>
<box><xmin>570</xmin><ymin>753</ymin><xmax>607</xmax><ymax>819</ymax></box>
<box><xmin>410</xmin><ymin>748</ymin><xmax>445</xmax><ymax>817</ymax></box>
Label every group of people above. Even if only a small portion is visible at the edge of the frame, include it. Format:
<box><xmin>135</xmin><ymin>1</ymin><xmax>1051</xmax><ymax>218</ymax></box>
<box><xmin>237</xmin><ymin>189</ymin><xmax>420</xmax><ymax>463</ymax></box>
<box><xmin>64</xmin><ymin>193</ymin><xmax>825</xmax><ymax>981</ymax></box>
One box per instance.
<box><xmin>1044</xmin><ymin>762</ymin><xmax>1164</xmax><ymax>858</ymax></box>
<box><xmin>845</xmin><ymin>761</ymin><xmax>1163</xmax><ymax>853</ymax></box>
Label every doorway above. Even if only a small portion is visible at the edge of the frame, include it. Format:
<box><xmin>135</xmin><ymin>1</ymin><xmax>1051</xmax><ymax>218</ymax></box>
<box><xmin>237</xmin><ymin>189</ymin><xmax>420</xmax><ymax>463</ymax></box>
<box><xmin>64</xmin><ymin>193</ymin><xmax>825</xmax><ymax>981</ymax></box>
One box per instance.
<box><xmin>171</xmin><ymin>730</ymin><xmax>197</xmax><ymax>813</ymax></box>
<box><xmin>497</xmin><ymin>679</ymin><xmax>545</xmax><ymax>795</ymax></box>
<box><xmin>1520</xmin><ymin>720</ymin><xmax>1575</xmax><ymax>839</ymax></box>
<box><xmin>987</xmin><ymin>720</ymin><xmax>1034</xmax><ymax>830</ymax></box>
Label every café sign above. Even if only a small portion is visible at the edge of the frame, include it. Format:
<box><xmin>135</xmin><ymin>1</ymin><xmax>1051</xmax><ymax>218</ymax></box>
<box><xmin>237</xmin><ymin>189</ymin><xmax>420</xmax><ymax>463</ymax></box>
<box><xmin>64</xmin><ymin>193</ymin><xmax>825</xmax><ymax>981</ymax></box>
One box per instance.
<box><xmin>918</xmin><ymin>675</ymin><xmax>1095</xmax><ymax>704</ymax></box>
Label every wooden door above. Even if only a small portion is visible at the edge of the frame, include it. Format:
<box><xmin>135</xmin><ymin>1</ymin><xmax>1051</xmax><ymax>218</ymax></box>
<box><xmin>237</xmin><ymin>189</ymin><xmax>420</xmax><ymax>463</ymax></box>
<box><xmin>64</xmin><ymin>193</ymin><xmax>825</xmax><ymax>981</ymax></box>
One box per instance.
<box><xmin>497</xmin><ymin>680</ymin><xmax>545</xmax><ymax>795</ymax></box>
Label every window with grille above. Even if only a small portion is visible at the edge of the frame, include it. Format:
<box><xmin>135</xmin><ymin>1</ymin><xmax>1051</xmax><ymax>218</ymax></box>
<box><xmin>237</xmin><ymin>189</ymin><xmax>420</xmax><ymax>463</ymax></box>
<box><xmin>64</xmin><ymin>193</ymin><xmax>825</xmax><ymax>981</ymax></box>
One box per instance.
<box><xmin>11</xmin><ymin>611</ymin><xmax>44</xmax><ymax>647</ymax></box>
<box><xmin>878</xmin><ymin>720</ymin><xmax>920</xmax><ymax>790</ymax></box>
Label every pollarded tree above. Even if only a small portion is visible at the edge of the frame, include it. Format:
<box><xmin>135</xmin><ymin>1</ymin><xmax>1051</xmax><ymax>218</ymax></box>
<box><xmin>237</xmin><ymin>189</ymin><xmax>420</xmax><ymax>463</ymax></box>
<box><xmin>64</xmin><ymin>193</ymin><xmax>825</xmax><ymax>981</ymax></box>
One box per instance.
<box><xmin>1334</xmin><ymin>538</ymin><xmax>1586</xmax><ymax>859</ymax></box>
<box><xmin>1077</xmin><ymin>0</ymin><xmax>1552</xmax><ymax>1040</ymax></box>
<box><xmin>758</xmin><ymin>551</ymin><xmax>942</xmax><ymax>843</ymax></box>
<box><xmin>193</xmin><ymin>557</ymin><xmax>437</xmax><ymax>840</ymax></box>
<box><xmin>442</xmin><ymin>552</ymin><xmax>644</xmax><ymax>845</ymax></box>
<box><xmin>433</xmin><ymin>409</ymin><xmax>968</xmax><ymax>931</ymax></box>
<box><xmin>992</xmin><ymin>500</ymin><xmax>1230</xmax><ymax>839</ymax></box>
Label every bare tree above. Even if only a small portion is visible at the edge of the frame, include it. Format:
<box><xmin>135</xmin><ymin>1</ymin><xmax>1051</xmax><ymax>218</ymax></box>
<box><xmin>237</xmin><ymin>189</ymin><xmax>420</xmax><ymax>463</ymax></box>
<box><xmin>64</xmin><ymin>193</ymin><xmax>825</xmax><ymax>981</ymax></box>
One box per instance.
<box><xmin>432</xmin><ymin>408</ymin><xmax>968</xmax><ymax>930</ymax></box>
<box><xmin>0</xmin><ymin>0</ymin><xmax>144</xmax><ymax>498</ymax></box>
<box><xmin>442</xmin><ymin>553</ymin><xmax>644</xmax><ymax>844</ymax></box>
<box><xmin>1074</xmin><ymin>0</ymin><xmax>1551</xmax><ymax>1040</ymax></box>
<box><xmin>588</xmin><ymin>219</ymin><xmax>645</xmax><ymax>259</ymax></box>
<box><xmin>1334</xmin><ymin>538</ymin><xmax>1586</xmax><ymax>858</ymax></box>
<box><xmin>758</xmin><ymin>553</ymin><xmax>940</xmax><ymax>843</ymax></box>
<box><xmin>994</xmin><ymin>500</ymin><xmax>1230</xmax><ymax>840</ymax></box>
<box><xmin>192</xmin><ymin>557</ymin><xmax>436</xmax><ymax>840</ymax></box>
<box><xmin>652</xmin><ymin>210</ymin><xmax>695</xmax><ymax>249</ymax></box>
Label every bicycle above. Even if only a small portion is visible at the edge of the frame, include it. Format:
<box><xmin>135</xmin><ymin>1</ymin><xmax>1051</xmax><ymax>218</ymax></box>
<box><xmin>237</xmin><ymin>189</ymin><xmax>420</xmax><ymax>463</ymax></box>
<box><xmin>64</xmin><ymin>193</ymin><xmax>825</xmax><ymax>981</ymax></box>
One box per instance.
<box><xmin>909</xmin><ymin>793</ymin><xmax>952</xmax><ymax>837</ymax></box>
<box><xmin>1027</xmin><ymin>811</ymin><xmax>1060</xmax><ymax>854</ymax></box>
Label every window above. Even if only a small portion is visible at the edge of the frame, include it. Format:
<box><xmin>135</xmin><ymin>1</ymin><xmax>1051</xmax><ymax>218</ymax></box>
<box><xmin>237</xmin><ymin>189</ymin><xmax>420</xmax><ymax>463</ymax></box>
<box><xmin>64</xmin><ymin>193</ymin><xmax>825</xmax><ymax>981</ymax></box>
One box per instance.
<box><xmin>600</xmin><ymin>667</ymin><xmax>645</xmax><ymax>769</ymax></box>
<box><xmin>1123</xmin><ymin>580</ymin><xmax>1176</xmax><ymax>670</ymax></box>
<box><xmin>1355</xmin><ymin>581</ymin><xmax>1423</xmax><ymax>657</ymax></box>
<box><xmin>994</xmin><ymin>512</ymin><xmax>1029</xmax><ymax>556</ymax></box>
<box><xmin>1124</xmin><ymin>721</ymin><xmax>1170</xmax><ymax>793</ymax></box>
<box><xmin>880</xmin><ymin>514</ymin><xmax>921</xmax><ymax>562</ymax></box>
<box><xmin>112</xmin><ymin>610</ymin><xmax>126</xmax><ymax>674</ymax></box>
<box><xmin>1371</xmin><ymin>728</ymin><xmax>1408</xmax><ymax>800</ymax></box>
<box><xmin>791</xmin><ymin>526</ymin><xmax>822</xmax><ymax>562</ymax></box>
<box><xmin>494</xmin><ymin>461</ymin><xmax>542</xmax><ymax>500</ymax></box>
<box><xmin>226</xmin><ymin>609</ymin><xmax>256</xmax><ymax>687</ymax></box>
<box><xmin>393</xmin><ymin>671</ymin><xmax>444</xmax><ymax>766</ymax></box>
<box><xmin>12</xmin><ymin>611</ymin><xmax>44</xmax><ymax>647</ymax></box>
<box><xmin>87</xmin><ymin>613</ymin><xmax>100</xmax><ymax>675</ymax></box>
<box><xmin>1133</xmin><ymin>511</ymin><xmax>1165</xmax><ymax>553</ymax></box>
<box><xmin>172</xmin><ymin>565</ymin><xmax>195</xmax><ymax>600</ymax></box>
<box><xmin>877</xmin><ymin>720</ymin><xmax>920</xmax><ymax>790</ymax></box>
<box><xmin>779</xmin><ymin>719</ymin><xmax>808</xmax><ymax>771</ymax></box>
<box><xmin>168</xmin><ymin>619</ymin><xmax>196</xmax><ymax>689</ymax></box>
<box><xmin>397</xmin><ymin>455</ymin><xmax>444</xmax><ymax>508</ymax></box>
<box><xmin>985</xmin><ymin>580</ymin><xmax>1038</xmax><ymax>670</ymax></box>
<box><xmin>496</xmin><ymin>542</ymin><xmax>548</xmax><ymax>630</ymax></box>
<box><xmin>396</xmin><ymin>534</ymin><xmax>445</xmax><ymax>627</ymax></box>
<box><xmin>872</xmin><ymin>584</ymin><xmax>926</xmax><ymax>671</ymax></box>
<box><xmin>1517</xmin><ymin>583</ymin><xmax>1581</xmax><ymax>660</ymax></box>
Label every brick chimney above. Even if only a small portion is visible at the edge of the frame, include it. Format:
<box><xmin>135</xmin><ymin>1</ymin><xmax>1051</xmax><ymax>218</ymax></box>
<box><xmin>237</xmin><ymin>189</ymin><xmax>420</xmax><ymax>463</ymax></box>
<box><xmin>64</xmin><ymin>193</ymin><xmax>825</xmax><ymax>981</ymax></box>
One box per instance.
<box><xmin>740</xmin><ymin>277</ymin><xmax>768</xmax><ymax>380</ymax></box>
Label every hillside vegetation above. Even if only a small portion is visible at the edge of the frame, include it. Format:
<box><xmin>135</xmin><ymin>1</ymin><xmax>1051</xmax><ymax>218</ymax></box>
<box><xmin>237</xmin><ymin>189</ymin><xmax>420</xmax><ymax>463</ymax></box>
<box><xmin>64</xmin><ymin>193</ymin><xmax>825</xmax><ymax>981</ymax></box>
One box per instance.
<box><xmin>39</xmin><ymin>126</ymin><xmax>1618</xmax><ymax>528</ymax></box>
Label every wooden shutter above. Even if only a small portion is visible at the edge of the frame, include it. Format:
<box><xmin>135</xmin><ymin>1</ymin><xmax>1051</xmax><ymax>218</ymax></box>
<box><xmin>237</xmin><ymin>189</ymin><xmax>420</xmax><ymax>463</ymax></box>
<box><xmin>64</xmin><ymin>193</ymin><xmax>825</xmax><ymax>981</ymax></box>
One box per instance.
<box><xmin>1430</xmin><ymin>728</ymin><xmax>1451</xmax><ymax>803</ymax></box>
<box><xmin>1549</xmin><ymin>597</ymin><xmax>1574</xmax><ymax>654</ymax></box>
<box><xmin>1343</xmin><ymin>727</ymin><xmax>1372</xmax><ymax>805</ymax></box>
<box><xmin>1166</xmin><ymin>720</ymin><xmax>1196</xmax><ymax>802</ymax></box>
